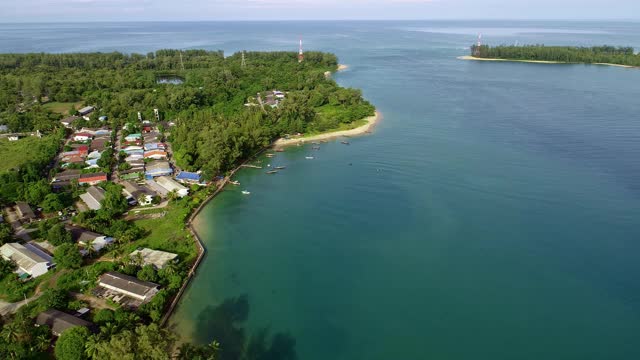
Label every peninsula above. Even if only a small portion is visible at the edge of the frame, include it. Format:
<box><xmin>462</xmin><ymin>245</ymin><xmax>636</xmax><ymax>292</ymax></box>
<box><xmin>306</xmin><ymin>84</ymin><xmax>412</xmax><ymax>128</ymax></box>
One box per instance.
<box><xmin>0</xmin><ymin>49</ymin><xmax>374</xmax><ymax>358</ymax></box>
<box><xmin>463</xmin><ymin>44</ymin><xmax>640</xmax><ymax>68</ymax></box>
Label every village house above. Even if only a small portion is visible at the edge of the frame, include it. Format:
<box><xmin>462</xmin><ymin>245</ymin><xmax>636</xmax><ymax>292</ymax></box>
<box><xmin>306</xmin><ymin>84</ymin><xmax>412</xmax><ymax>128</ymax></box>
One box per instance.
<box><xmin>8</xmin><ymin>135</ymin><xmax>21</xmax><ymax>141</ymax></box>
<box><xmin>130</xmin><ymin>248</ymin><xmax>178</xmax><ymax>269</ymax></box>
<box><xmin>155</xmin><ymin>176</ymin><xmax>189</xmax><ymax>198</ymax></box>
<box><xmin>143</xmin><ymin>149</ymin><xmax>167</xmax><ymax>160</ymax></box>
<box><xmin>67</xmin><ymin>226</ymin><xmax>114</xmax><ymax>254</ymax></box>
<box><xmin>35</xmin><ymin>309</ymin><xmax>94</xmax><ymax>336</ymax></box>
<box><xmin>145</xmin><ymin>160</ymin><xmax>173</xmax><ymax>178</ymax></box>
<box><xmin>15</xmin><ymin>201</ymin><xmax>36</xmax><ymax>223</ymax></box>
<box><xmin>73</xmin><ymin>132</ymin><xmax>93</xmax><ymax>142</ymax></box>
<box><xmin>176</xmin><ymin>171</ymin><xmax>203</xmax><ymax>185</ymax></box>
<box><xmin>121</xmin><ymin>181</ymin><xmax>157</xmax><ymax>206</ymax></box>
<box><xmin>78</xmin><ymin>172</ymin><xmax>107</xmax><ymax>186</ymax></box>
<box><xmin>125</xmin><ymin>133</ymin><xmax>142</xmax><ymax>142</ymax></box>
<box><xmin>97</xmin><ymin>271</ymin><xmax>159</xmax><ymax>303</ymax></box>
<box><xmin>60</xmin><ymin>116</ymin><xmax>79</xmax><ymax>128</ymax></box>
<box><xmin>0</xmin><ymin>242</ymin><xmax>53</xmax><ymax>278</ymax></box>
<box><xmin>143</xmin><ymin>142</ymin><xmax>166</xmax><ymax>151</ymax></box>
<box><xmin>90</xmin><ymin>138</ymin><xmax>108</xmax><ymax>151</ymax></box>
<box><xmin>79</xmin><ymin>185</ymin><xmax>105</xmax><ymax>211</ymax></box>
<box><xmin>78</xmin><ymin>106</ymin><xmax>95</xmax><ymax>120</ymax></box>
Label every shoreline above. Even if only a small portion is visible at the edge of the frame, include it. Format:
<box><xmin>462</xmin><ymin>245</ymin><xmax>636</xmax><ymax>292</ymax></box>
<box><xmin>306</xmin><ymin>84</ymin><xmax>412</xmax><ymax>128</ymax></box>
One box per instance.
<box><xmin>163</xmin><ymin>61</ymin><xmax>375</xmax><ymax>328</ymax></box>
<box><xmin>273</xmin><ymin>110</ymin><xmax>382</xmax><ymax>147</ymax></box>
<box><xmin>162</xmin><ymin>111</ymin><xmax>382</xmax><ymax>325</ymax></box>
<box><xmin>458</xmin><ymin>55</ymin><xmax>636</xmax><ymax>68</ymax></box>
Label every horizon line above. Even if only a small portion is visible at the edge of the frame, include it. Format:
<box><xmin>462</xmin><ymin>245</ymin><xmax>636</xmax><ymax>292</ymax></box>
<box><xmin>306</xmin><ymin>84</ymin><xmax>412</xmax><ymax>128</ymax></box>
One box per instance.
<box><xmin>2</xmin><ymin>18</ymin><xmax>640</xmax><ymax>24</ymax></box>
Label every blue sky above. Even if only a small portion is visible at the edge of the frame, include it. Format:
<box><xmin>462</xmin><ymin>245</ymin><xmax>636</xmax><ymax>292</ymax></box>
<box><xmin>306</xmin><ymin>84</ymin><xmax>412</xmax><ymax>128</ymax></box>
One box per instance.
<box><xmin>3</xmin><ymin>0</ymin><xmax>640</xmax><ymax>22</ymax></box>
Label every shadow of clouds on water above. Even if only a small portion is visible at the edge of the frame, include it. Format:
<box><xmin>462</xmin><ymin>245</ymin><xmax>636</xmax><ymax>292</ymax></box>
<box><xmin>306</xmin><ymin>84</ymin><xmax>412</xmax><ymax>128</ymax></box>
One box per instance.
<box><xmin>195</xmin><ymin>294</ymin><xmax>297</xmax><ymax>360</ymax></box>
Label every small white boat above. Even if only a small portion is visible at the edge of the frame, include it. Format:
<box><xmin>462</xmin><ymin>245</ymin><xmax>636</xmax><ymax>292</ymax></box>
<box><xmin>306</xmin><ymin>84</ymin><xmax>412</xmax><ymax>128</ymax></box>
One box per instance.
<box><xmin>305</xmin><ymin>156</ymin><xmax>314</xmax><ymax>160</ymax></box>
<box><xmin>241</xmin><ymin>190</ymin><xmax>251</xmax><ymax>195</ymax></box>
<box><xmin>229</xmin><ymin>180</ymin><xmax>240</xmax><ymax>186</ymax></box>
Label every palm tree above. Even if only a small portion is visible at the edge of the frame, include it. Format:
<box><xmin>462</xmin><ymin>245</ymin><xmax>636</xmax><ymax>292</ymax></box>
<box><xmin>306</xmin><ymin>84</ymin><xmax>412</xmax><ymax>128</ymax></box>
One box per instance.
<box><xmin>168</xmin><ymin>189</ymin><xmax>178</xmax><ymax>201</ymax></box>
<box><xmin>86</xmin><ymin>238</ymin><xmax>97</xmax><ymax>258</ymax></box>
<box><xmin>207</xmin><ymin>340</ymin><xmax>221</xmax><ymax>360</ymax></box>
<box><xmin>99</xmin><ymin>322</ymin><xmax>118</xmax><ymax>338</ymax></box>
<box><xmin>163</xmin><ymin>261</ymin><xmax>178</xmax><ymax>276</ymax></box>
<box><xmin>33</xmin><ymin>334</ymin><xmax>50</xmax><ymax>352</ymax></box>
<box><xmin>85</xmin><ymin>334</ymin><xmax>100</xmax><ymax>359</ymax></box>
<box><xmin>1</xmin><ymin>322</ymin><xmax>20</xmax><ymax>342</ymax></box>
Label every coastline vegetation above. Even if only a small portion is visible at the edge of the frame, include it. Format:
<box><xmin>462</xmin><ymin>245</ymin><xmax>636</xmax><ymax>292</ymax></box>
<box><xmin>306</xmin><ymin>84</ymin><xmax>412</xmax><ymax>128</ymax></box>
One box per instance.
<box><xmin>0</xmin><ymin>48</ymin><xmax>374</xmax><ymax>359</ymax></box>
<box><xmin>470</xmin><ymin>44</ymin><xmax>640</xmax><ymax>66</ymax></box>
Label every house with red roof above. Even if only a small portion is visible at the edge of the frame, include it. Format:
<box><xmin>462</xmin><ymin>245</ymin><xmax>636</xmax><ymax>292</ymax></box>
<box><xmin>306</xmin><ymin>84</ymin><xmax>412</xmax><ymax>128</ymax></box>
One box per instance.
<box><xmin>78</xmin><ymin>173</ymin><xmax>107</xmax><ymax>185</ymax></box>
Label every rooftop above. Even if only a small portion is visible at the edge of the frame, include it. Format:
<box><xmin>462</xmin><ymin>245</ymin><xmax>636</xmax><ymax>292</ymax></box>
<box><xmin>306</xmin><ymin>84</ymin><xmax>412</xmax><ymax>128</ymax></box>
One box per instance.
<box><xmin>176</xmin><ymin>171</ymin><xmax>202</xmax><ymax>182</ymax></box>
<box><xmin>35</xmin><ymin>309</ymin><xmax>93</xmax><ymax>336</ymax></box>
<box><xmin>98</xmin><ymin>271</ymin><xmax>159</xmax><ymax>298</ymax></box>
<box><xmin>0</xmin><ymin>242</ymin><xmax>51</xmax><ymax>273</ymax></box>
<box><xmin>130</xmin><ymin>248</ymin><xmax>178</xmax><ymax>269</ymax></box>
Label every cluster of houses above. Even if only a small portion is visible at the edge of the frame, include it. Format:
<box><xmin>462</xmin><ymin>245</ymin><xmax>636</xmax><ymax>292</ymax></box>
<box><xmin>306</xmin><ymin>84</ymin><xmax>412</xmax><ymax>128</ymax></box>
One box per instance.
<box><xmin>27</xmin><ymin>248</ymin><xmax>180</xmax><ymax>340</ymax></box>
<box><xmin>59</xmin><ymin>128</ymin><xmax>111</xmax><ymax>170</ymax></box>
<box><xmin>245</xmin><ymin>89</ymin><xmax>286</xmax><ymax>108</ymax></box>
<box><xmin>119</xmin><ymin>121</ymin><xmax>203</xmax><ymax>200</ymax></box>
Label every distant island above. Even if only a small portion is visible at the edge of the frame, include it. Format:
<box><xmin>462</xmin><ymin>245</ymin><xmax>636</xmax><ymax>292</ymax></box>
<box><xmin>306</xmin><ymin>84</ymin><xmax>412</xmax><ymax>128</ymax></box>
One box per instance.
<box><xmin>461</xmin><ymin>44</ymin><xmax>640</xmax><ymax>68</ymax></box>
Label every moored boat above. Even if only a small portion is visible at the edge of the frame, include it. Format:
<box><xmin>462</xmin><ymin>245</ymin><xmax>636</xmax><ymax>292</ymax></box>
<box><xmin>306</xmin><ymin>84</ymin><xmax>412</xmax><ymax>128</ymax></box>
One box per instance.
<box><xmin>241</xmin><ymin>190</ymin><xmax>251</xmax><ymax>195</ymax></box>
<box><xmin>305</xmin><ymin>156</ymin><xmax>314</xmax><ymax>160</ymax></box>
<box><xmin>275</xmin><ymin>166</ymin><xmax>286</xmax><ymax>170</ymax></box>
<box><xmin>266</xmin><ymin>170</ymin><xmax>278</xmax><ymax>174</ymax></box>
<box><xmin>230</xmin><ymin>180</ymin><xmax>240</xmax><ymax>185</ymax></box>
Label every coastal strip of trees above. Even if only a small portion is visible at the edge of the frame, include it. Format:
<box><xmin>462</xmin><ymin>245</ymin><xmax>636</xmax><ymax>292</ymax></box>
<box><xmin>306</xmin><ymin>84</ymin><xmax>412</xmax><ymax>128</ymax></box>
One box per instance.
<box><xmin>0</xmin><ymin>50</ymin><xmax>375</xmax><ymax>180</ymax></box>
<box><xmin>470</xmin><ymin>44</ymin><xmax>640</xmax><ymax>66</ymax></box>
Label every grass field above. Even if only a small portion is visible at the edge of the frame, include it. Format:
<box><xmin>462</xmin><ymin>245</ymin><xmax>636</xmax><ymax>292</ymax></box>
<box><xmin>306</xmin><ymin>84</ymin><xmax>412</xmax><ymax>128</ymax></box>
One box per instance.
<box><xmin>0</xmin><ymin>136</ymin><xmax>51</xmax><ymax>174</ymax></box>
<box><xmin>128</xmin><ymin>202</ymin><xmax>198</xmax><ymax>263</ymax></box>
<box><xmin>43</xmin><ymin>101</ymin><xmax>83</xmax><ymax>115</ymax></box>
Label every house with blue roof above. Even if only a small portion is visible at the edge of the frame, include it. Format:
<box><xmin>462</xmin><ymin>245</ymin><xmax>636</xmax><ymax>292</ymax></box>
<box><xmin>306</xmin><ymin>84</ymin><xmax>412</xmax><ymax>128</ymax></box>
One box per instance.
<box><xmin>176</xmin><ymin>171</ymin><xmax>203</xmax><ymax>185</ymax></box>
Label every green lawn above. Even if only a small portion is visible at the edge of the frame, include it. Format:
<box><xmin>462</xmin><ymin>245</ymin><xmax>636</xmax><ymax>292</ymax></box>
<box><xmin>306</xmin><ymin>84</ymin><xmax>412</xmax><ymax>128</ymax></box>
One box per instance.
<box><xmin>42</xmin><ymin>101</ymin><xmax>83</xmax><ymax>115</ymax></box>
<box><xmin>0</xmin><ymin>136</ymin><xmax>53</xmax><ymax>174</ymax></box>
<box><xmin>127</xmin><ymin>202</ymin><xmax>198</xmax><ymax>263</ymax></box>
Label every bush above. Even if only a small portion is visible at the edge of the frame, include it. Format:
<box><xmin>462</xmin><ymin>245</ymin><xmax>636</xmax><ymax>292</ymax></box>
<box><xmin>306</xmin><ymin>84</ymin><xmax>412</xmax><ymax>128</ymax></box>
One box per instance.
<box><xmin>54</xmin><ymin>243</ymin><xmax>83</xmax><ymax>269</ymax></box>
<box><xmin>47</xmin><ymin>223</ymin><xmax>72</xmax><ymax>246</ymax></box>
<box><xmin>55</xmin><ymin>326</ymin><xmax>90</xmax><ymax>360</ymax></box>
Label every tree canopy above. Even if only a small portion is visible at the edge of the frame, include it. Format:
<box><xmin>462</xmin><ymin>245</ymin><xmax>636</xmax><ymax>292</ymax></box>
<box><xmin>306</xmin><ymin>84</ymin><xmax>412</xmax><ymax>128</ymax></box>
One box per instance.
<box><xmin>471</xmin><ymin>44</ymin><xmax>640</xmax><ymax>66</ymax></box>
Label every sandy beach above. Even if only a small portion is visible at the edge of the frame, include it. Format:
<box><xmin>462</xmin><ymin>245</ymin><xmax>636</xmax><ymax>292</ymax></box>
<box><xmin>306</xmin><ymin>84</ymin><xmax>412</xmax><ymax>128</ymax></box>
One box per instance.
<box><xmin>458</xmin><ymin>55</ymin><xmax>635</xmax><ymax>68</ymax></box>
<box><xmin>273</xmin><ymin>110</ymin><xmax>382</xmax><ymax>147</ymax></box>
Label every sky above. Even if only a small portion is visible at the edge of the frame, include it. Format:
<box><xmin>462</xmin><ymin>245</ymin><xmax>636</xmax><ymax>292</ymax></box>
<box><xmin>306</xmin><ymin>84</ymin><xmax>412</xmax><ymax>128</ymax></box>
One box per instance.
<box><xmin>2</xmin><ymin>0</ymin><xmax>640</xmax><ymax>22</ymax></box>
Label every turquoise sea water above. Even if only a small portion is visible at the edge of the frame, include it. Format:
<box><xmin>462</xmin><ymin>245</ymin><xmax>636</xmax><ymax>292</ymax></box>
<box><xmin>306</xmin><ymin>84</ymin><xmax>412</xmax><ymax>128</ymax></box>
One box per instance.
<box><xmin>3</xmin><ymin>21</ymin><xmax>640</xmax><ymax>359</ymax></box>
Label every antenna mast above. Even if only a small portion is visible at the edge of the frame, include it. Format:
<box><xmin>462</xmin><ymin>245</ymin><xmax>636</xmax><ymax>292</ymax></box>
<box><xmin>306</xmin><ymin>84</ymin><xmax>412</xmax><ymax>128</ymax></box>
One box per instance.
<box><xmin>298</xmin><ymin>36</ymin><xmax>304</xmax><ymax>63</ymax></box>
<box><xmin>473</xmin><ymin>33</ymin><xmax>482</xmax><ymax>56</ymax></box>
<box><xmin>241</xmin><ymin>51</ymin><xmax>246</xmax><ymax>68</ymax></box>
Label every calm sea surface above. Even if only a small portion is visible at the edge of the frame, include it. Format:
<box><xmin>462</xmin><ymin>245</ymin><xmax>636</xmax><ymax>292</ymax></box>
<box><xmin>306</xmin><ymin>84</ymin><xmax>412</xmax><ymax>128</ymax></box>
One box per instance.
<box><xmin>3</xmin><ymin>21</ymin><xmax>640</xmax><ymax>359</ymax></box>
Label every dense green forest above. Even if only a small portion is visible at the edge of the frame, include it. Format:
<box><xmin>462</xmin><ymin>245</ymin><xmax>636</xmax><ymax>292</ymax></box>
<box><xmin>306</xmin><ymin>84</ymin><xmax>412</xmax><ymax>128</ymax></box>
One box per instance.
<box><xmin>470</xmin><ymin>44</ymin><xmax>640</xmax><ymax>66</ymax></box>
<box><xmin>0</xmin><ymin>50</ymin><xmax>374</xmax><ymax>179</ymax></box>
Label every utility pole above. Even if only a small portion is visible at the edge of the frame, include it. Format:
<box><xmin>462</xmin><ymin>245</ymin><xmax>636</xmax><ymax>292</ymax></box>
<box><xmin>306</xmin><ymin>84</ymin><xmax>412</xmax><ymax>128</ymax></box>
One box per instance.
<box><xmin>179</xmin><ymin>51</ymin><xmax>185</xmax><ymax>71</ymax></box>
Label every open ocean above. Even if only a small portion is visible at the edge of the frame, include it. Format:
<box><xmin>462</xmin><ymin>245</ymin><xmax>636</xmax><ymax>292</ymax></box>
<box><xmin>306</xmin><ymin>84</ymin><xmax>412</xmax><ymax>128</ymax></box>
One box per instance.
<box><xmin>3</xmin><ymin>20</ymin><xmax>640</xmax><ymax>359</ymax></box>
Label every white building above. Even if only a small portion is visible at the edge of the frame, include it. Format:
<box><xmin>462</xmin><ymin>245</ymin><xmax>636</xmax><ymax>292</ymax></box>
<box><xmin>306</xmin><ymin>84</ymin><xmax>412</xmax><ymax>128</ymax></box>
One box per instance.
<box><xmin>155</xmin><ymin>176</ymin><xmax>189</xmax><ymax>198</ymax></box>
<box><xmin>67</xmin><ymin>226</ymin><xmax>114</xmax><ymax>254</ymax></box>
<box><xmin>0</xmin><ymin>243</ymin><xmax>53</xmax><ymax>278</ymax></box>
<box><xmin>97</xmin><ymin>271</ymin><xmax>159</xmax><ymax>302</ymax></box>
